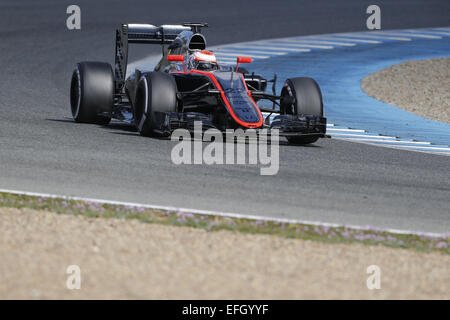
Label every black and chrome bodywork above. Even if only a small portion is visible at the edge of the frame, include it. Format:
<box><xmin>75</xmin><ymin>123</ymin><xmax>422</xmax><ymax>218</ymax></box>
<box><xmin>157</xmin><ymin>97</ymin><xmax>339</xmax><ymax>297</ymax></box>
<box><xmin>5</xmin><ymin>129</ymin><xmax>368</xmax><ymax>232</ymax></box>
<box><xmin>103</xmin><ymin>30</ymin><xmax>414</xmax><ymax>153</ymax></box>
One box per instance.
<box><xmin>110</xmin><ymin>23</ymin><xmax>327</xmax><ymax>139</ymax></box>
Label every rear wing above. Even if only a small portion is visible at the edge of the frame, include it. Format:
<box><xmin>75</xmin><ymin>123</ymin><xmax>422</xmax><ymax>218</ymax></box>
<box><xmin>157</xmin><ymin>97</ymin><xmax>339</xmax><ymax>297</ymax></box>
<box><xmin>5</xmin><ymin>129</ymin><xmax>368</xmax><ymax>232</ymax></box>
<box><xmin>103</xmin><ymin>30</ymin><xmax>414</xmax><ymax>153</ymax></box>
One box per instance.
<box><xmin>115</xmin><ymin>23</ymin><xmax>208</xmax><ymax>93</ymax></box>
<box><xmin>127</xmin><ymin>24</ymin><xmax>190</xmax><ymax>44</ymax></box>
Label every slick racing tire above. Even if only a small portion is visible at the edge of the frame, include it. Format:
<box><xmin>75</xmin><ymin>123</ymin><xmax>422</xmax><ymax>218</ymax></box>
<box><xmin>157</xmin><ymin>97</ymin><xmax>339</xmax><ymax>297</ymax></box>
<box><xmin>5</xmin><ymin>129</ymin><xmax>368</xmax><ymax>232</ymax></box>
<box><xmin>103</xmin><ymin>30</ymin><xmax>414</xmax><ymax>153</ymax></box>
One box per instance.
<box><xmin>70</xmin><ymin>62</ymin><xmax>113</xmax><ymax>125</ymax></box>
<box><xmin>134</xmin><ymin>72</ymin><xmax>177</xmax><ymax>137</ymax></box>
<box><xmin>280</xmin><ymin>77</ymin><xmax>323</xmax><ymax>145</ymax></box>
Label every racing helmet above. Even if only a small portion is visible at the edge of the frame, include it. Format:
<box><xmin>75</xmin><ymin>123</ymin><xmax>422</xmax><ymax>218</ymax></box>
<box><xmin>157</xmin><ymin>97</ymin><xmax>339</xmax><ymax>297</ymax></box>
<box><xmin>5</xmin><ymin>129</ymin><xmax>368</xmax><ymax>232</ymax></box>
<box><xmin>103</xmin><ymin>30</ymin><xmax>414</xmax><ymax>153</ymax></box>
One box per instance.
<box><xmin>189</xmin><ymin>50</ymin><xmax>219</xmax><ymax>71</ymax></box>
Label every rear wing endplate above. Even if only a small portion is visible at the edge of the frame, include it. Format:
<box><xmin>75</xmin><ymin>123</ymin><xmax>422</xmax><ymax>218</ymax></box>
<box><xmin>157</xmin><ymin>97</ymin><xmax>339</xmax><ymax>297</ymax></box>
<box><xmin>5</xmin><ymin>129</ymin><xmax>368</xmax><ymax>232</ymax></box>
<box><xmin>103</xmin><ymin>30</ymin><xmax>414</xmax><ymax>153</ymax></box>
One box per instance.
<box><xmin>114</xmin><ymin>23</ymin><xmax>208</xmax><ymax>93</ymax></box>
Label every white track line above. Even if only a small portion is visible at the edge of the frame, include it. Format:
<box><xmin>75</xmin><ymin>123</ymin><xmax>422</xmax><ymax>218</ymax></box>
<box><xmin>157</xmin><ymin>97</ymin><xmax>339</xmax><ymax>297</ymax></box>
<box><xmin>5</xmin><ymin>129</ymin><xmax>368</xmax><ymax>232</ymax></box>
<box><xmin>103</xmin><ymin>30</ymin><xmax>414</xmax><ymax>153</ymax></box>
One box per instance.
<box><xmin>391</xmin><ymin>145</ymin><xmax>450</xmax><ymax>151</ymax></box>
<box><xmin>215</xmin><ymin>52</ymin><xmax>270</xmax><ymax>59</ymax></box>
<box><xmin>327</xmin><ymin>128</ymin><xmax>366</xmax><ymax>133</ymax></box>
<box><xmin>0</xmin><ymin>188</ymin><xmax>445</xmax><ymax>238</ymax></box>
<box><xmin>429</xmin><ymin>29</ymin><xmax>450</xmax><ymax>35</ymax></box>
<box><xmin>261</xmin><ymin>112</ymin><xmax>449</xmax><ymax>155</ymax></box>
<box><xmin>275</xmin><ymin>39</ymin><xmax>357</xmax><ymax>46</ymax></box>
<box><xmin>329</xmin><ymin>133</ymin><xmax>397</xmax><ymax>139</ymax></box>
<box><xmin>371</xmin><ymin>31</ymin><xmax>442</xmax><ymax>39</ymax></box>
<box><xmin>340</xmin><ymin>140</ymin><xmax>450</xmax><ymax>155</ymax></box>
<box><xmin>338</xmin><ymin>33</ymin><xmax>412</xmax><ymax>41</ymax></box>
<box><xmin>236</xmin><ymin>43</ymin><xmax>334</xmax><ymax>50</ymax></box>
<box><xmin>230</xmin><ymin>40</ymin><xmax>334</xmax><ymax>50</ymax></box>
<box><xmin>215</xmin><ymin>48</ymin><xmax>288</xmax><ymax>55</ymax></box>
<box><xmin>228</xmin><ymin>44</ymin><xmax>322</xmax><ymax>51</ymax></box>
<box><xmin>316</xmin><ymin>36</ymin><xmax>381</xmax><ymax>44</ymax></box>
<box><xmin>362</xmin><ymin>143</ymin><xmax>450</xmax><ymax>154</ymax></box>
<box><xmin>414</xmin><ymin>30</ymin><xmax>450</xmax><ymax>36</ymax></box>
<box><xmin>336</xmin><ymin>138</ymin><xmax>432</xmax><ymax>145</ymax></box>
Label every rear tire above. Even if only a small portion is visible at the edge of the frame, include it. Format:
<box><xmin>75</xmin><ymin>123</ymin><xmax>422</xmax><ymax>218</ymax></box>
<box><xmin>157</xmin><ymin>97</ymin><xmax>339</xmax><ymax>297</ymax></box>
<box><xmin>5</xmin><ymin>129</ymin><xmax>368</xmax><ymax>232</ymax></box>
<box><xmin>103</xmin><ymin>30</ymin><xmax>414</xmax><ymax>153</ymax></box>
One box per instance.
<box><xmin>280</xmin><ymin>77</ymin><xmax>323</xmax><ymax>144</ymax></box>
<box><xmin>70</xmin><ymin>62</ymin><xmax>113</xmax><ymax>125</ymax></box>
<box><xmin>133</xmin><ymin>72</ymin><xmax>177</xmax><ymax>137</ymax></box>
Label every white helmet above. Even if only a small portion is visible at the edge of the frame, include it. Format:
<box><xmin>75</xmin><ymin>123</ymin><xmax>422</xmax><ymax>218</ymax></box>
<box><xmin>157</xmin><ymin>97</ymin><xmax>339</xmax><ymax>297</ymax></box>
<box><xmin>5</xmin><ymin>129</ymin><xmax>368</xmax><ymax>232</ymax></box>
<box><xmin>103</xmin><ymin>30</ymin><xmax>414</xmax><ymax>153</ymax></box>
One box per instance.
<box><xmin>189</xmin><ymin>50</ymin><xmax>218</xmax><ymax>70</ymax></box>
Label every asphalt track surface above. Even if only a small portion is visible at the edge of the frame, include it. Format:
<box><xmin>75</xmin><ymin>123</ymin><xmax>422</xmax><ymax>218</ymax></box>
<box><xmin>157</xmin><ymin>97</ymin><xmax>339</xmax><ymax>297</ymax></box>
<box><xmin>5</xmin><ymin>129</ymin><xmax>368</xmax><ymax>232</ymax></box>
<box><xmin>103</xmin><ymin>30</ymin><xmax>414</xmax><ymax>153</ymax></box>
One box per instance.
<box><xmin>0</xmin><ymin>1</ymin><xmax>449</xmax><ymax>233</ymax></box>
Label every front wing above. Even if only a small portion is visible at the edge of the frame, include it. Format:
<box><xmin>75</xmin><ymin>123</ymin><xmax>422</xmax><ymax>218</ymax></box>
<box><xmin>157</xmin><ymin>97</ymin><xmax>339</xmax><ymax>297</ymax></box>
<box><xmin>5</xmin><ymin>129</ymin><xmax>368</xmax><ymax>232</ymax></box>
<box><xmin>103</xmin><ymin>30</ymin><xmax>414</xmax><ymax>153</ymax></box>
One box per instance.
<box><xmin>151</xmin><ymin>112</ymin><xmax>328</xmax><ymax>139</ymax></box>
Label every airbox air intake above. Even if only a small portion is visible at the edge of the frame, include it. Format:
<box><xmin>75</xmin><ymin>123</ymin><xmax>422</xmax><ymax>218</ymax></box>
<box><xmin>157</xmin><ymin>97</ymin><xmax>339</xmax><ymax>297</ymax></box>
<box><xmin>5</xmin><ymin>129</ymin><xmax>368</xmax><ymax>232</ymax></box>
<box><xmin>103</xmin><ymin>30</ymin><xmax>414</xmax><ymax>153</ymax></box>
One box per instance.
<box><xmin>188</xmin><ymin>34</ymin><xmax>206</xmax><ymax>50</ymax></box>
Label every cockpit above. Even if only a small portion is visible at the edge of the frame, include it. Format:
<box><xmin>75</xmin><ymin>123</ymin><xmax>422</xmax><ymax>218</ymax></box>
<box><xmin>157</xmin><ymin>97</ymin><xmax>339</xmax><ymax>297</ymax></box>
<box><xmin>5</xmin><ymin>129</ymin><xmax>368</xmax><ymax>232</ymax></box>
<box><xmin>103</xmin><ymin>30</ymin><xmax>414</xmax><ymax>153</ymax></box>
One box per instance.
<box><xmin>187</xmin><ymin>50</ymin><xmax>219</xmax><ymax>71</ymax></box>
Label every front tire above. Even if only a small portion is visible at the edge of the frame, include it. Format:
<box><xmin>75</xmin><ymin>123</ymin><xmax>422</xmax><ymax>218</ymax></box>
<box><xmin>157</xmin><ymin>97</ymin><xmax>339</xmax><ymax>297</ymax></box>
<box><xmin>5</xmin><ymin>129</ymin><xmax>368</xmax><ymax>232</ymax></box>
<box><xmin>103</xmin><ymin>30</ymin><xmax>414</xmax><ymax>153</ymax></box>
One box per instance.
<box><xmin>280</xmin><ymin>77</ymin><xmax>323</xmax><ymax>144</ymax></box>
<box><xmin>133</xmin><ymin>72</ymin><xmax>177</xmax><ymax>137</ymax></box>
<box><xmin>70</xmin><ymin>62</ymin><xmax>113</xmax><ymax>125</ymax></box>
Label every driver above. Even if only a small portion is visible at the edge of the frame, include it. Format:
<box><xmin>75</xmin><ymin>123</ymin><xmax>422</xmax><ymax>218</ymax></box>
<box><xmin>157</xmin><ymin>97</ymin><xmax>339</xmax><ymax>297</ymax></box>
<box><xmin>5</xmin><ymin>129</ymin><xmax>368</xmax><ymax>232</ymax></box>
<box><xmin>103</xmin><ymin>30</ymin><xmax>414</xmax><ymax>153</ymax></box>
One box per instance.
<box><xmin>188</xmin><ymin>50</ymin><xmax>219</xmax><ymax>71</ymax></box>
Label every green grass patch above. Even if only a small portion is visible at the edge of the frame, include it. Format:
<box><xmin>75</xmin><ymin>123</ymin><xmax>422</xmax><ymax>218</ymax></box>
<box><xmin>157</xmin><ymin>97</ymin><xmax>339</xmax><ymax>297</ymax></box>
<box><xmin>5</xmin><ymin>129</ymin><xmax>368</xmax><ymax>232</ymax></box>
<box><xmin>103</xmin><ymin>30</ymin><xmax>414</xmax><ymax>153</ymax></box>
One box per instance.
<box><xmin>0</xmin><ymin>192</ymin><xmax>448</xmax><ymax>254</ymax></box>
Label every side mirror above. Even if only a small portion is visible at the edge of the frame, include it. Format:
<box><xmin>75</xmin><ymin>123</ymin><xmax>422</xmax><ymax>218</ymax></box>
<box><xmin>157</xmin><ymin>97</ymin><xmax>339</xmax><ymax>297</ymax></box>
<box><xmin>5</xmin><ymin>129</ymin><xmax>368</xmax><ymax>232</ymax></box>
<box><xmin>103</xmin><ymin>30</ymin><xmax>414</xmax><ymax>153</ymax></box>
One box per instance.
<box><xmin>167</xmin><ymin>55</ymin><xmax>185</xmax><ymax>62</ymax></box>
<box><xmin>236</xmin><ymin>56</ymin><xmax>252</xmax><ymax>71</ymax></box>
<box><xmin>167</xmin><ymin>55</ymin><xmax>185</xmax><ymax>71</ymax></box>
<box><xmin>237</xmin><ymin>56</ymin><xmax>252</xmax><ymax>63</ymax></box>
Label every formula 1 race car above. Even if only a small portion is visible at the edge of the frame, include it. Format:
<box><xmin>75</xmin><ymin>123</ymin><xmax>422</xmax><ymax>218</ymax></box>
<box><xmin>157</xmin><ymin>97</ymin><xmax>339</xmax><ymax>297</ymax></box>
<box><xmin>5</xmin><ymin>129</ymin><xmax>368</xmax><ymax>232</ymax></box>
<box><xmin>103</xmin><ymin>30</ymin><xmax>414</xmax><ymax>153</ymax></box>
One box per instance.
<box><xmin>70</xmin><ymin>23</ymin><xmax>327</xmax><ymax>144</ymax></box>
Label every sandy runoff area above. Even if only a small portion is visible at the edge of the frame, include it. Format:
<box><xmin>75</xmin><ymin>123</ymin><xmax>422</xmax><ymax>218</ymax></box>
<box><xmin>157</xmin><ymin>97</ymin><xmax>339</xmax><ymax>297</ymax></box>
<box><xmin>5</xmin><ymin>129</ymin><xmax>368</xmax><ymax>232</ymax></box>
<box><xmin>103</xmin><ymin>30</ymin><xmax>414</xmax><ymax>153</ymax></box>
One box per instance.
<box><xmin>362</xmin><ymin>58</ymin><xmax>449</xmax><ymax>124</ymax></box>
<box><xmin>0</xmin><ymin>207</ymin><xmax>449</xmax><ymax>299</ymax></box>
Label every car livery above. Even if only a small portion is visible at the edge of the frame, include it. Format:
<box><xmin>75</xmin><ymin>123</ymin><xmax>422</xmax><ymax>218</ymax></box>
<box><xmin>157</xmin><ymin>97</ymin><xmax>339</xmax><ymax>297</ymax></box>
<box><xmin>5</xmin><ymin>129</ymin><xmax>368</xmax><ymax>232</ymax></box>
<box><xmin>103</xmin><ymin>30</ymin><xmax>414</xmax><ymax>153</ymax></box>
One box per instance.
<box><xmin>70</xmin><ymin>22</ymin><xmax>327</xmax><ymax>144</ymax></box>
